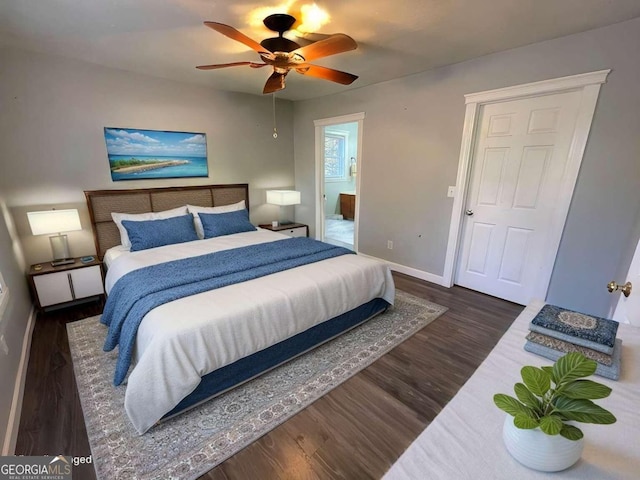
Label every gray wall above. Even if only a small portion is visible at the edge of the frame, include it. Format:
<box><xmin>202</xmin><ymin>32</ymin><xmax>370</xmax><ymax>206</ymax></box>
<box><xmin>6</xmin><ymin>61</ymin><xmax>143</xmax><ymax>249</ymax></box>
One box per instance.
<box><xmin>293</xmin><ymin>18</ymin><xmax>640</xmax><ymax>317</ymax></box>
<box><xmin>0</xmin><ymin>46</ymin><xmax>295</xmax><ymax>447</ymax></box>
<box><xmin>0</xmin><ymin>47</ymin><xmax>295</xmax><ymax>266</ymax></box>
<box><xmin>0</xmin><ymin>194</ymin><xmax>33</xmax><ymax>452</ymax></box>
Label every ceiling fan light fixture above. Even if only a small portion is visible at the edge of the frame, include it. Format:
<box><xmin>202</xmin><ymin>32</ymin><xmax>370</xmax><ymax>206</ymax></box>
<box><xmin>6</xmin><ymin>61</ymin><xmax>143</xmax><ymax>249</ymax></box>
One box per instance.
<box><xmin>298</xmin><ymin>3</ymin><xmax>330</xmax><ymax>33</ymax></box>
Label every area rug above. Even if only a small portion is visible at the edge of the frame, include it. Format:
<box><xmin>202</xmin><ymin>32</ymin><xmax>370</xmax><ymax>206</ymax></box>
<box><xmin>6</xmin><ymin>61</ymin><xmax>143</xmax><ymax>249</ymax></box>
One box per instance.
<box><xmin>67</xmin><ymin>290</ymin><xmax>447</xmax><ymax>480</ymax></box>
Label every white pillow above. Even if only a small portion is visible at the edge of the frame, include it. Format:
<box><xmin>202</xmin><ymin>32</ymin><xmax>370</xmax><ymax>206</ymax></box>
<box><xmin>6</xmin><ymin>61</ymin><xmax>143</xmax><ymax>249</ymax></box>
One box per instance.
<box><xmin>111</xmin><ymin>205</ymin><xmax>188</xmax><ymax>248</ymax></box>
<box><xmin>188</xmin><ymin>200</ymin><xmax>246</xmax><ymax>239</ymax></box>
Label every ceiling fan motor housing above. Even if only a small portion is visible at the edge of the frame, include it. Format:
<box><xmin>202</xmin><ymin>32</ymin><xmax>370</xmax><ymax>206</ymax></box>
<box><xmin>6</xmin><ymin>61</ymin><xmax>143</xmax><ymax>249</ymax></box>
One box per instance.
<box><xmin>263</xmin><ymin>13</ymin><xmax>296</xmax><ymax>33</ymax></box>
<box><xmin>261</xmin><ymin>14</ymin><xmax>300</xmax><ymax>53</ymax></box>
<box><xmin>260</xmin><ymin>36</ymin><xmax>300</xmax><ymax>53</ymax></box>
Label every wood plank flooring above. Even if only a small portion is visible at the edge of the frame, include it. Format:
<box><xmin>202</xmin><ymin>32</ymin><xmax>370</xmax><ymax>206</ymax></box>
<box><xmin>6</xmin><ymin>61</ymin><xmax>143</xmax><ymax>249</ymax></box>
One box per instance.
<box><xmin>15</xmin><ymin>273</ymin><xmax>523</xmax><ymax>479</ymax></box>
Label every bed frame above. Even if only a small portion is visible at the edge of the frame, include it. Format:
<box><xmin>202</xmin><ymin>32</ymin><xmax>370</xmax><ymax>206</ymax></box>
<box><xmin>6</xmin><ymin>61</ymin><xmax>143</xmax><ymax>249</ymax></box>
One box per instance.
<box><xmin>84</xmin><ymin>184</ymin><xmax>249</xmax><ymax>259</ymax></box>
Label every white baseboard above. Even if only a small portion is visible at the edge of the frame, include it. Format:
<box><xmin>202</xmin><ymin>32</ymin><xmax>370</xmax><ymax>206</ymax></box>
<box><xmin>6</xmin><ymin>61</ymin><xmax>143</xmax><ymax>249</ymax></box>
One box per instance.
<box><xmin>2</xmin><ymin>305</ymin><xmax>36</xmax><ymax>455</ymax></box>
<box><xmin>357</xmin><ymin>253</ymin><xmax>448</xmax><ymax>287</ymax></box>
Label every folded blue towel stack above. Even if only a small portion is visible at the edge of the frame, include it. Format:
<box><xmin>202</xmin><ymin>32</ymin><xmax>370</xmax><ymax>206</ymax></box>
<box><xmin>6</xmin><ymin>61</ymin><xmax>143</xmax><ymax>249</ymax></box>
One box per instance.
<box><xmin>525</xmin><ymin>304</ymin><xmax>622</xmax><ymax>380</ymax></box>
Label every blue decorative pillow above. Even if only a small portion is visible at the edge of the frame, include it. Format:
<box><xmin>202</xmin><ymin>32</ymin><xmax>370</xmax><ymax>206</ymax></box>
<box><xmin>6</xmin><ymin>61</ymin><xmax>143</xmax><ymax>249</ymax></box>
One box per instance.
<box><xmin>199</xmin><ymin>209</ymin><xmax>256</xmax><ymax>238</ymax></box>
<box><xmin>122</xmin><ymin>214</ymin><xmax>199</xmax><ymax>251</ymax></box>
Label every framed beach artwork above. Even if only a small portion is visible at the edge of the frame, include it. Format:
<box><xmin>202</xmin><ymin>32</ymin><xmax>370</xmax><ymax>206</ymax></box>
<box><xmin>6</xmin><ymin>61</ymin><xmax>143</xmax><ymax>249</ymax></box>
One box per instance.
<box><xmin>103</xmin><ymin>127</ymin><xmax>208</xmax><ymax>181</ymax></box>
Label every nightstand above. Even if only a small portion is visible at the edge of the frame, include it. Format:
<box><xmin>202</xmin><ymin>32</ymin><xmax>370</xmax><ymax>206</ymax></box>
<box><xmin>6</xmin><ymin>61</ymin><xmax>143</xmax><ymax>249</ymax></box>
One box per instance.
<box><xmin>28</xmin><ymin>257</ymin><xmax>105</xmax><ymax>310</ymax></box>
<box><xmin>259</xmin><ymin>223</ymin><xmax>309</xmax><ymax>238</ymax></box>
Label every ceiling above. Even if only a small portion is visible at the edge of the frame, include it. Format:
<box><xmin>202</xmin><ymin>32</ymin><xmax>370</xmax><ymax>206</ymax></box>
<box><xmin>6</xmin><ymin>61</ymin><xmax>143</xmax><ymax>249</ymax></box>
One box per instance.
<box><xmin>1</xmin><ymin>1</ymin><xmax>639</xmax><ymax>101</ymax></box>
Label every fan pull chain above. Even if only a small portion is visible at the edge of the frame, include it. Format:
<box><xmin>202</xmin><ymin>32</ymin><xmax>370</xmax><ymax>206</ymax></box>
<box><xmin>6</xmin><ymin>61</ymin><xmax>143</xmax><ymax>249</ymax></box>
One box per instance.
<box><xmin>272</xmin><ymin>93</ymin><xmax>278</xmax><ymax>139</ymax></box>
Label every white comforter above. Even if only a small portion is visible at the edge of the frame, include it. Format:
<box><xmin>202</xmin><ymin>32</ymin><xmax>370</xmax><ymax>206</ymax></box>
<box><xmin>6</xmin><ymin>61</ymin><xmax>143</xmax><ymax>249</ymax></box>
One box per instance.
<box><xmin>104</xmin><ymin>229</ymin><xmax>395</xmax><ymax>434</ymax></box>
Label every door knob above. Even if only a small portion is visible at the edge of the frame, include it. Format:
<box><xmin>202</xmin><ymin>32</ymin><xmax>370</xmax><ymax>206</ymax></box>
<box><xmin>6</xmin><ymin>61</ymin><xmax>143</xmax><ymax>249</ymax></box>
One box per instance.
<box><xmin>465</xmin><ymin>209</ymin><xmax>474</xmax><ymax>216</ymax></box>
<box><xmin>607</xmin><ymin>281</ymin><xmax>632</xmax><ymax>297</ymax></box>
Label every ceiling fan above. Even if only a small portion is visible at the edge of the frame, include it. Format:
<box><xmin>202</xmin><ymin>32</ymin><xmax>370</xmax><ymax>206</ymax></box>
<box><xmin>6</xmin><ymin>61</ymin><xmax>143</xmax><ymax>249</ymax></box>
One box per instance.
<box><xmin>196</xmin><ymin>13</ymin><xmax>359</xmax><ymax>94</ymax></box>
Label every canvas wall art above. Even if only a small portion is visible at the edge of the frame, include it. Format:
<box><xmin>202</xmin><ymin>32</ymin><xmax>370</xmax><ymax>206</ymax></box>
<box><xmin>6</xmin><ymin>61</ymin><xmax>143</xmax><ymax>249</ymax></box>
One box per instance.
<box><xmin>104</xmin><ymin>127</ymin><xmax>208</xmax><ymax>181</ymax></box>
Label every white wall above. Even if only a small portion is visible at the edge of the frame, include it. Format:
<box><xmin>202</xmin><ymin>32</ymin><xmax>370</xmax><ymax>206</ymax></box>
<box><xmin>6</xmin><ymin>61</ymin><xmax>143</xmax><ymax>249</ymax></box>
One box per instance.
<box><xmin>293</xmin><ymin>18</ymin><xmax>640</xmax><ymax>317</ymax></box>
<box><xmin>0</xmin><ymin>47</ymin><xmax>295</xmax><ymax>265</ymax></box>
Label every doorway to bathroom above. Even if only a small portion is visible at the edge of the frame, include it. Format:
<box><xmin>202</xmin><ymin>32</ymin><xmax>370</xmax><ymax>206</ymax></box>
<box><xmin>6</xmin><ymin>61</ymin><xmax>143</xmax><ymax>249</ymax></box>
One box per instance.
<box><xmin>314</xmin><ymin>113</ymin><xmax>363</xmax><ymax>250</ymax></box>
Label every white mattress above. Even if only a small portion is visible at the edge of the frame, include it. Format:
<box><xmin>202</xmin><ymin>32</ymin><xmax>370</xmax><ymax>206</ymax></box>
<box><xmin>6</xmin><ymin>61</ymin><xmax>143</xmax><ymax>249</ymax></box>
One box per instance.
<box><xmin>383</xmin><ymin>301</ymin><xmax>640</xmax><ymax>479</ymax></box>
<box><xmin>105</xmin><ymin>229</ymin><xmax>395</xmax><ymax>434</ymax></box>
<box><xmin>103</xmin><ymin>245</ymin><xmax>129</xmax><ymax>269</ymax></box>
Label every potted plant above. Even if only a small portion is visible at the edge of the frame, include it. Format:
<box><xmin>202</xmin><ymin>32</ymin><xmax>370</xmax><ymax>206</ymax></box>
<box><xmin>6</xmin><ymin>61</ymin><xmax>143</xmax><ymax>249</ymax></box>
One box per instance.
<box><xmin>494</xmin><ymin>352</ymin><xmax>616</xmax><ymax>472</ymax></box>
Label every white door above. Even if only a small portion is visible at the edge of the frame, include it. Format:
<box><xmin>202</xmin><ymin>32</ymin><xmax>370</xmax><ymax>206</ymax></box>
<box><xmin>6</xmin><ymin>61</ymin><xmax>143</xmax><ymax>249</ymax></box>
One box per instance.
<box><xmin>612</xmin><ymin>236</ymin><xmax>640</xmax><ymax>325</ymax></box>
<box><xmin>455</xmin><ymin>90</ymin><xmax>583</xmax><ymax>305</ymax></box>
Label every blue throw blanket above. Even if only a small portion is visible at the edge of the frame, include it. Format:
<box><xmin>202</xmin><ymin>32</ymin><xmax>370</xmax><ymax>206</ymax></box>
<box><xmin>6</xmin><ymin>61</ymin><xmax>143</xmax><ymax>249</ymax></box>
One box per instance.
<box><xmin>102</xmin><ymin>237</ymin><xmax>353</xmax><ymax>385</ymax></box>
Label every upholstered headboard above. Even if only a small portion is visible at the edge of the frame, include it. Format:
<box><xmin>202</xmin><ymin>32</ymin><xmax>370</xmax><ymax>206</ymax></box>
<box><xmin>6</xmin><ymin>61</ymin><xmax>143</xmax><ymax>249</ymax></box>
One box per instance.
<box><xmin>85</xmin><ymin>184</ymin><xmax>249</xmax><ymax>259</ymax></box>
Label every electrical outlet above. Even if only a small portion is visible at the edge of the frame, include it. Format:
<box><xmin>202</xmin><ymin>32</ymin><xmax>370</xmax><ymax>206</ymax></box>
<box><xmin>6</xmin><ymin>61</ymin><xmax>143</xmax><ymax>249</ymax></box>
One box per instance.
<box><xmin>447</xmin><ymin>186</ymin><xmax>456</xmax><ymax>198</ymax></box>
<box><xmin>0</xmin><ymin>335</ymin><xmax>8</xmax><ymax>356</ymax></box>
<box><xmin>387</xmin><ymin>240</ymin><xmax>393</xmax><ymax>250</ymax></box>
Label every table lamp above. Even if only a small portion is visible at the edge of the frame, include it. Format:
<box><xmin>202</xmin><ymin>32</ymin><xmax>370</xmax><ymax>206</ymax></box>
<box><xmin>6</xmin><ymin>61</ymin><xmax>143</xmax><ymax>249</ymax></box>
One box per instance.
<box><xmin>266</xmin><ymin>190</ymin><xmax>300</xmax><ymax>226</ymax></box>
<box><xmin>27</xmin><ymin>209</ymin><xmax>82</xmax><ymax>266</ymax></box>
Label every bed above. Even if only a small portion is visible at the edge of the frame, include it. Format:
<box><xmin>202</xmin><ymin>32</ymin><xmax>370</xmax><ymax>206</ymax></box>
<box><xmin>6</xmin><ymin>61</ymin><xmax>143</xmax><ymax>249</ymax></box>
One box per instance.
<box><xmin>85</xmin><ymin>184</ymin><xmax>395</xmax><ymax>434</ymax></box>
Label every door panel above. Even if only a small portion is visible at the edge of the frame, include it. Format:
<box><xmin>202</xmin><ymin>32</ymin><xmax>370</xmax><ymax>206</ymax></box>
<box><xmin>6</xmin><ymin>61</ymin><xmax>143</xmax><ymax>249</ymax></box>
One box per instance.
<box><xmin>467</xmin><ymin>222</ymin><xmax>494</xmax><ymax>275</ymax></box>
<box><xmin>498</xmin><ymin>227</ymin><xmax>532</xmax><ymax>284</ymax></box>
<box><xmin>456</xmin><ymin>90</ymin><xmax>582</xmax><ymax>304</ymax></box>
<box><xmin>478</xmin><ymin>148</ymin><xmax>507</xmax><ymax>206</ymax></box>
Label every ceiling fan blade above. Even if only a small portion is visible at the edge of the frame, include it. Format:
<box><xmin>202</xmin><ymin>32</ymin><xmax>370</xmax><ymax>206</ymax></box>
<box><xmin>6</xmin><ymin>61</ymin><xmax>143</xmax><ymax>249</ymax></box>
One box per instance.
<box><xmin>295</xmin><ymin>64</ymin><xmax>358</xmax><ymax>85</ymax></box>
<box><xmin>263</xmin><ymin>71</ymin><xmax>287</xmax><ymax>94</ymax></box>
<box><xmin>204</xmin><ymin>21</ymin><xmax>272</xmax><ymax>57</ymax></box>
<box><xmin>291</xmin><ymin>33</ymin><xmax>357</xmax><ymax>62</ymax></box>
<box><xmin>196</xmin><ymin>62</ymin><xmax>267</xmax><ymax>70</ymax></box>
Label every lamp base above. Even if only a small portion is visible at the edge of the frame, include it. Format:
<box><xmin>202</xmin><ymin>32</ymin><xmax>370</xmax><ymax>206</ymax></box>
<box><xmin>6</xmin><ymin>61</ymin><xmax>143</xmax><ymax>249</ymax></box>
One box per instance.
<box><xmin>49</xmin><ymin>233</ymin><xmax>74</xmax><ymax>267</ymax></box>
<box><xmin>51</xmin><ymin>258</ymin><xmax>75</xmax><ymax>267</ymax></box>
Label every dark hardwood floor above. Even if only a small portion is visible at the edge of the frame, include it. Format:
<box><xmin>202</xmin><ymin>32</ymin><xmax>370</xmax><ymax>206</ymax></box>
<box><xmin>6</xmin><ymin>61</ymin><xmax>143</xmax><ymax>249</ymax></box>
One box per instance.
<box><xmin>15</xmin><ymin>273</ymin><xmax>523</xmax><ymax>479</ymax></box>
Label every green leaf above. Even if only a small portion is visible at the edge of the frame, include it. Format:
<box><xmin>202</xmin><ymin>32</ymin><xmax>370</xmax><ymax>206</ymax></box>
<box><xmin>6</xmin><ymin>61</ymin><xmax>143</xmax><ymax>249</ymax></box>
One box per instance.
<box><xmin>521</xmin><ymin>366</ymin><xmax>550</xmax><ymax>396</ymax></box>
<box><xmin>514</xmin><ymin>383</ymin><xmax>542</xmax><ymax>412</ymax></box>
<box><xmin>554</xmin><ymin>397</ymin><xmax>617</xmax><ymax>424</ymax></box>
<box><xmin>541</xmin><ymin>366</ymin><xmax>556</xmax><ymax>383</ymax></box>
<box><xmin>553</xmin><ymin>352</ymin><xmax>597</xmax><ymax>385</ymax></box>
<box><xmin>514</xmin><ymin>413</ymin><xmax>539</xmax><ymax>429</ymax></box>
<box><xmin>539</xmin><ymin>415</ymin><xmax>563</xmax><ymax>435</ymax></box>
<box><xmin>560</xmin><ymin>424</ymin><xmax>584</xmax><ymax>441</ymax></box>
<box><xmin>494</xmin><ymin>394</ymin><xmax>534</xmax><ymax>417</ymax></box>
<box><xmin>561</xmin><ymin>379</ymin><xmax>612</xmax><ymax>400</ymax></box>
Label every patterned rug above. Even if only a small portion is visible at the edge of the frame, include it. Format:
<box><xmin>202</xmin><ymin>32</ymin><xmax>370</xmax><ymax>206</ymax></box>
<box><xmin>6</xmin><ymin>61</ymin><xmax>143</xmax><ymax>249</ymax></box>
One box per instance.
<box><xmin>67</xmin><ymin>290</ymin><xmax>447</xmax><ymax>480</ymax></box>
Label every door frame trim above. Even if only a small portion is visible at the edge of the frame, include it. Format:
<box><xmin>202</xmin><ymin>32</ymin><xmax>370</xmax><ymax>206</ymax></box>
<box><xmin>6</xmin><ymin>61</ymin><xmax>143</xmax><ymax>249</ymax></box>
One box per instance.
<box><xmin>314</xmin><ymin>112</ymin><xmax>365</xmax><ymax>249</ymax></box>
<box><xmin>443</xmin><ymin>70</ymin><xmax>610</xmax><ymax>301</ymax></box>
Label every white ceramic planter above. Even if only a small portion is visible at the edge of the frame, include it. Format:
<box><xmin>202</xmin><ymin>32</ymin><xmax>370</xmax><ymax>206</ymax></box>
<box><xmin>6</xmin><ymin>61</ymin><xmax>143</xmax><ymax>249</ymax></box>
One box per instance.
<box><xmin>502</xmin><ymin>416</ymin><xmax>584</xmax><ymax>472</ymax></box>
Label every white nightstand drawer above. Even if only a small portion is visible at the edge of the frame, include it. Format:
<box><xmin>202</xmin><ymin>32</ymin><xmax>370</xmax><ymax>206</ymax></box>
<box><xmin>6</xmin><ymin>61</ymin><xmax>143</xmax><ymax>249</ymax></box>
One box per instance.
<box><xmin>33</xmin><ymin>271</ymin><xmax>74</xmax><ymax>307</ymax></box>
<box><xmin>280</xmin><ymin>226</ymin><xmax>307</xmax><ymax>238</ymax></box>
<box><xmin>70</xmin><ymin>265</ymin><xmax>104</xmax><ymax>299</ymax></box>
<box><xmin>30</xmin><ymin>260</ymin><xmax>104</xmax><ymax>309</ymax></box>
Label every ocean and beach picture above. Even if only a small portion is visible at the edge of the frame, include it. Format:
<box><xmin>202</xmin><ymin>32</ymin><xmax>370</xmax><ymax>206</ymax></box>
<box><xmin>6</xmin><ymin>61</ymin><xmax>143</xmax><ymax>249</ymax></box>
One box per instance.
<box><xmin>104</xmin><ymin>127</ymin><xmax>208</xmax><ymax>181</ymax></box>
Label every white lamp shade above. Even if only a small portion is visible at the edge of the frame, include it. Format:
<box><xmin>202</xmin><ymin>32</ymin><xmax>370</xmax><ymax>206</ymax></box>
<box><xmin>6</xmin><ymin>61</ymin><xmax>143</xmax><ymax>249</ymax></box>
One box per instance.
<box><xmin>27</xmin><ymin>209</ymin><xmax>82</xmax><ymax>235</ymax></box>
<box><xmin>266</xmin><ymin>190</ymin><xmax>301</xmax><ymax>206</ymax></box>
